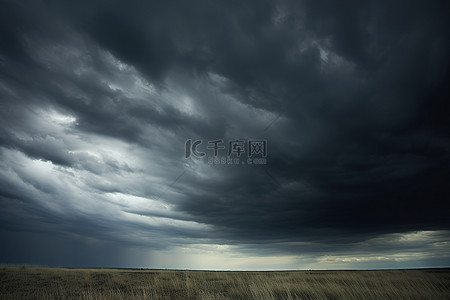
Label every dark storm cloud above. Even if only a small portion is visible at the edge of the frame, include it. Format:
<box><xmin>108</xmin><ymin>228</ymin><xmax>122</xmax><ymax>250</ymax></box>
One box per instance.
<box><xmin>0</xmin><ymin>0</ymin><xmax>449</xmax><ymax>268</ymax></box>
<box><xmin>162</xmin><ymin>0</ymin><xmax>449</xmax><ymax>240</ymax></box>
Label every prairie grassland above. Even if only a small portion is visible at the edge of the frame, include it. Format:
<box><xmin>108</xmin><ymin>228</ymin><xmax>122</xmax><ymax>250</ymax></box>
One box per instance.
<box><xmin>0</xmin><ymin>266</ymin><xmax>449</xmax><ymax>299</ymax></box>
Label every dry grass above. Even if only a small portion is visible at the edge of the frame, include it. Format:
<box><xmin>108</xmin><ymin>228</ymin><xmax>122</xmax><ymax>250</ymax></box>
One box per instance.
<box><xmin>0</xmin><ymin>266</ymin><xmax>449</xmax><ymax>299</ymax></box>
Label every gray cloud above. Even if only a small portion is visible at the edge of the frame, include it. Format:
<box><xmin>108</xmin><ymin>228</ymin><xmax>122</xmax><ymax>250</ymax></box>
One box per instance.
<box><xmin>0</xmin><ymin>0</ymin><xmax>449</xmax><ymax>269</ymax></box>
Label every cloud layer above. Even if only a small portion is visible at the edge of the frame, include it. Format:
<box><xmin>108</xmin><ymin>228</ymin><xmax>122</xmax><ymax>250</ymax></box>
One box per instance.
<box><xmin>0</xmin><ymin>0</ymin><xmax>449</xmax><ymax>269</ymax></box>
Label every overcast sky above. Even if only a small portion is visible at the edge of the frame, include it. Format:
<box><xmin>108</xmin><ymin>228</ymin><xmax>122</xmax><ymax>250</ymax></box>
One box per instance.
<box><xmin>0</xmin><ymin>0</ymin><xmax>449</xmax><ymax>270</ymax></box>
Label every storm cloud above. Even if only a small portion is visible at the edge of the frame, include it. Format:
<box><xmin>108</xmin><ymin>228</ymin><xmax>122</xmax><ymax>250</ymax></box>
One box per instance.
<box><xmin>0</xmin><ymin>0</ymin><xmax>449</xmax><ymax>269</ymax></box>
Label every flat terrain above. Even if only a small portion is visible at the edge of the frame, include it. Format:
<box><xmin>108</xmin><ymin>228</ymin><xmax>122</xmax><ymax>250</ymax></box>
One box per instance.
<box><xmin>0</xmin><ymin>266</ymin><xmax>449</xmax><ymax>299</ymax></box>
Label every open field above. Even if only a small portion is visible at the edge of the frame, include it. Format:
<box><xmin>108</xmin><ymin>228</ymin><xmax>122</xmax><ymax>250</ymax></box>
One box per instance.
<box><xmin>0</xmin><ymin>266</ymin><xmax>449</xmax><ymax>299</ymax></box>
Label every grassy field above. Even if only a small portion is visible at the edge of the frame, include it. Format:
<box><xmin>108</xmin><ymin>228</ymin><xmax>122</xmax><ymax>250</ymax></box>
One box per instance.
<box><xmin>0</xmin><ymin>266</ymin><xmax>449</xmax><ymax>299</ymax></box>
